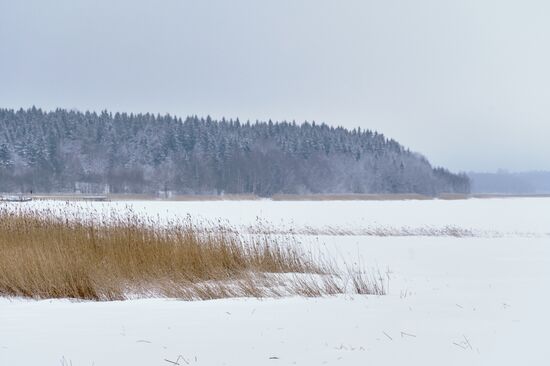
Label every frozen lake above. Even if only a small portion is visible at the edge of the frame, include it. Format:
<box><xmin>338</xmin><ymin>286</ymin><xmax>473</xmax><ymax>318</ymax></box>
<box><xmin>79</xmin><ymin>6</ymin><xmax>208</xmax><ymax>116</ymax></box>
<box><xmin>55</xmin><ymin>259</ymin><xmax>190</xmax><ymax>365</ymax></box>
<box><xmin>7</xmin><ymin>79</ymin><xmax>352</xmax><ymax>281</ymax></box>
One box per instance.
<box><xmin>12</xmin><ymin>196</ymin><xmax>550</xmax><ymax>234</ymax></box>
<box><xmin>1</xmin><ymin>197</ymin><xmax>549</xmax><ymax>365</ymax></box>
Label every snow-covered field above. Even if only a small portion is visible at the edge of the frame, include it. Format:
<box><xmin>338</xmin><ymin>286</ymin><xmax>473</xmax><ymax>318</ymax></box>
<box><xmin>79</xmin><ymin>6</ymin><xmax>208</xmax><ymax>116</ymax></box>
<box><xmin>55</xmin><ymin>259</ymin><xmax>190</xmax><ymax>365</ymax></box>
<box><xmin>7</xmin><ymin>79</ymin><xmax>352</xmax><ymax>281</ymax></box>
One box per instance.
<box><xmin>1</xmin><ymin>198</ymin><xmax>549</xmax><ymax>365</ymax></box>
<box><xmin>10</xmin><ymin>197</ymin><xmax>550</xmax><ymax>235</ymax></box>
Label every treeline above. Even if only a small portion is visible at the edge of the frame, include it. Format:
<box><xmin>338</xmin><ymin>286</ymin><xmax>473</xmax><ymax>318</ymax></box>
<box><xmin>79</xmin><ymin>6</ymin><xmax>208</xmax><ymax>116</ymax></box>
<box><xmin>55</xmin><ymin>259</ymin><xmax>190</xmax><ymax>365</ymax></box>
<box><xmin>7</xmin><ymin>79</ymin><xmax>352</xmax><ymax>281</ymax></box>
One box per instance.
<box><xmin>0</xmin><ymin>107</ymin><xmax>469</xmax><ymax>196</ymax></box>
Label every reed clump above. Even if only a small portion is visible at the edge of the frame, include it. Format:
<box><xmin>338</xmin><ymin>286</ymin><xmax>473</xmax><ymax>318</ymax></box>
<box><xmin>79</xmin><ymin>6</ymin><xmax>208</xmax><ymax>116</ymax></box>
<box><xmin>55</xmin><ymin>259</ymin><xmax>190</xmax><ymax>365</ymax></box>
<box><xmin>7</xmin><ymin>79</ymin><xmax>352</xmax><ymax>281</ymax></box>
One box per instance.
<box><xmin>0</xmin><ymin>207</ymin><xmax>384</xmax><ymax>301</ymax></box>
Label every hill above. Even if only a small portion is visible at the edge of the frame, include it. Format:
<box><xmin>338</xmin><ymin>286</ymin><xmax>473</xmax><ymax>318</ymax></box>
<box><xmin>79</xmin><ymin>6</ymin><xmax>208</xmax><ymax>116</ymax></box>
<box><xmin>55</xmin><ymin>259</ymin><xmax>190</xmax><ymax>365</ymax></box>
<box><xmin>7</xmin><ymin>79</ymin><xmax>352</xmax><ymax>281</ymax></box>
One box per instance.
<box><xmin>0</xmin><ymin>107</ymin><xmax>469</xmax><ymax>196</ymax></box>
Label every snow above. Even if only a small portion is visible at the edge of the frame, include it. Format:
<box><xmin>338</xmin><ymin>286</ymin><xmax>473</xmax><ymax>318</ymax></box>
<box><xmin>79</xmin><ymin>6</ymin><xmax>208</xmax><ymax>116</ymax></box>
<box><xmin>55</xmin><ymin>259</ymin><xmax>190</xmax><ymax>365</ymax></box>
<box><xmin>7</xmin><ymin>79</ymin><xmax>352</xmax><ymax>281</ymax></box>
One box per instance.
<box><xmin>14</xmin><ymin>197</ymin><xmax>550</xmax><ymax>234</ymax></box>
<box><xmin>1</xmin><ymin>198</ymin><xmax>550</xmax><ymax>365</ymax></box>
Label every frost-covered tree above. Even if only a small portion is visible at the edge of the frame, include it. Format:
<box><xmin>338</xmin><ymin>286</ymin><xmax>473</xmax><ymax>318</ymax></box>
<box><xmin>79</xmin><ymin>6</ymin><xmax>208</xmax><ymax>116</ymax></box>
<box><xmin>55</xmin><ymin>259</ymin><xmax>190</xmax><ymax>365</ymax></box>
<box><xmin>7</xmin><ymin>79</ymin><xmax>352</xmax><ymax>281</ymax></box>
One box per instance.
<box><xmin>0</xmin><ymin>107</ymin><xmax>470</xmax><ymax>195</ymax></box>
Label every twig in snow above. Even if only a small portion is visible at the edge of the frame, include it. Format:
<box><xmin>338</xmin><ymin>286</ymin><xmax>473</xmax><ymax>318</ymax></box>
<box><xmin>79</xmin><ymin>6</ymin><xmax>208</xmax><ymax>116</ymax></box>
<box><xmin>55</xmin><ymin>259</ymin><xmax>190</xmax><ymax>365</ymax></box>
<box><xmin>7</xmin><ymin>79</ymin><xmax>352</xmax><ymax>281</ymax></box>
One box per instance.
<box><xmin>453</xmin><ymin>342</ymin><xmax>467</xmax><ymax>350</ymax></box>
<box><xmin>401</xmin><ymin>331</ymin><xmax>416</xmax><ymax>338</ymax></box>
<box><xmin>463</xmin><ymin>335</ymin><xmax>473</xmax><ymax>350</ymax></box>
<box><xmin>60</xmin><ymin>357</ymin><xmax>73</xmax><ymax>366</ymax></box>
<box><xmin>383</xmin><ymin>331</ymin><xmax>393</xmax><ymax>341</ymax></box>
<box><xmin>164</xmin><ymin>355</ymin><xmax>189</xmax><ymax>365</ymax></box>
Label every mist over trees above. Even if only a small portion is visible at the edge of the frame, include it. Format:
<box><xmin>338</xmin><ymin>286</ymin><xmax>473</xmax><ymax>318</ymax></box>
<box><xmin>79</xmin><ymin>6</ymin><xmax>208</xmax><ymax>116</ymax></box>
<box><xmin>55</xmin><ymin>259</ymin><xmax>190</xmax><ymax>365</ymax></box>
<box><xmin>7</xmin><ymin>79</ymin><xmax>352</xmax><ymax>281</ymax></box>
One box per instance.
<box><xmin>0</xmin><ymin>107</ymin><xmax>469</xmax><ymax>196</ymax></box>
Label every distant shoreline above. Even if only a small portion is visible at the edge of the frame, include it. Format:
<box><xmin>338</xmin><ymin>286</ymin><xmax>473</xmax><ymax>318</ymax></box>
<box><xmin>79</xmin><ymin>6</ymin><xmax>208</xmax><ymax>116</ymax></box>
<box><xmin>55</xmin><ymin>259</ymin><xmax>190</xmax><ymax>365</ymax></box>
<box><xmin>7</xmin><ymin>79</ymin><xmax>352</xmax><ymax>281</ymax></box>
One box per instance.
<box><xmin>5</xmin><ymin>192</ymin><xmax>550</xmax><ymax>202</ymax></box>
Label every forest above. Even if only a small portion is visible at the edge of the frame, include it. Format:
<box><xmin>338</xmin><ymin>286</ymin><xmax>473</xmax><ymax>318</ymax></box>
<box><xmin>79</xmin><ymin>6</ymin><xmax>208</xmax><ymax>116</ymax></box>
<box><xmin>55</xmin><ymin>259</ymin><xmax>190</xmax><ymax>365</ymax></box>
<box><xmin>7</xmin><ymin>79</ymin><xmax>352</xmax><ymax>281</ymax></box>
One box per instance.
<box><xmin>0</xmin><ymin>107</ymin><xmax>470</xmax><ymax>196</ymax></box>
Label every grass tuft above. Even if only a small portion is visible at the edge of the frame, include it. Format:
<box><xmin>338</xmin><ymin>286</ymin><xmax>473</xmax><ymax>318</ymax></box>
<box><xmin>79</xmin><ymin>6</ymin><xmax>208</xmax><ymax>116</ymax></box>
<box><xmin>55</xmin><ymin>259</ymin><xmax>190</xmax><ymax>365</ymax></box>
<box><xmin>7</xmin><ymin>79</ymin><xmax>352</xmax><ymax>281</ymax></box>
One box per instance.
<box><xmin>0</xmin><ymin>207</ymin><xmax>384</xmax><ymax>301</ymax></box>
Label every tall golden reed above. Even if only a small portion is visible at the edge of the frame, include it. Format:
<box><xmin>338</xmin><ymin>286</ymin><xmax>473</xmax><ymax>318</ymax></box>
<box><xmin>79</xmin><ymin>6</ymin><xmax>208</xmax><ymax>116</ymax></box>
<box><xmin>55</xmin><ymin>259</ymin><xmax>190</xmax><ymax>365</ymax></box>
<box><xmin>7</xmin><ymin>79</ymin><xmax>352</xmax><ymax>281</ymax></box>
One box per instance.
<box><xmin>0</xmin><ymin>206</ymin><xmax>384</xmax><ymax>301</ymax></box>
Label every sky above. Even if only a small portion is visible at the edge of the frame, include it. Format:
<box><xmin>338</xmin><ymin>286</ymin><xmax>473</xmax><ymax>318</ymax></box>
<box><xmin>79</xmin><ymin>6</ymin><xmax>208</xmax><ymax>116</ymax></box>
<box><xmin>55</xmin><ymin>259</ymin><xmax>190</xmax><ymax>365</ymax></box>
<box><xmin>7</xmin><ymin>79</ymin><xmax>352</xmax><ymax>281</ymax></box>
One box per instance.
<box><xmin>1</xmin><ymin>0</ymin><xmax>549</xmax><ymax>172</ymax></box>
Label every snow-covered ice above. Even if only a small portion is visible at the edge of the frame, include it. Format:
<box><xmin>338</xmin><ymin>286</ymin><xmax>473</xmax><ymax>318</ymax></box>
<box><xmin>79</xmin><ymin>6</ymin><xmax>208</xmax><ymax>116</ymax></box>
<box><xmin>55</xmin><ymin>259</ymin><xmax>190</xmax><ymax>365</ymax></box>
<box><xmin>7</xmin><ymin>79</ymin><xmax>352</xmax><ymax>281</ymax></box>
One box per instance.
<box><xmin>1</xmin><ymin>198</ymin><xmax>549</xmax><ymax>365</ymax></box>
<box><xmin>14</xmin><ymin>197</ymin><xmax>550</xmax><ymax>235</ymax></box>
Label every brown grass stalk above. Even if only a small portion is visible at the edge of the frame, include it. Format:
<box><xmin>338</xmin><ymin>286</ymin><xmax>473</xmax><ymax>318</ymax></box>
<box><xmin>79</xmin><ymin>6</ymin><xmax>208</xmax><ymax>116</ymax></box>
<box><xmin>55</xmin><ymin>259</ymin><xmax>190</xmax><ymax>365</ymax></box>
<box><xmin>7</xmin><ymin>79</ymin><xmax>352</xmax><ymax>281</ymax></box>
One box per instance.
<box><xmin>0</xmin><ymin>208</ymin><xmax>384</xmax><ymax>301</ymax></box>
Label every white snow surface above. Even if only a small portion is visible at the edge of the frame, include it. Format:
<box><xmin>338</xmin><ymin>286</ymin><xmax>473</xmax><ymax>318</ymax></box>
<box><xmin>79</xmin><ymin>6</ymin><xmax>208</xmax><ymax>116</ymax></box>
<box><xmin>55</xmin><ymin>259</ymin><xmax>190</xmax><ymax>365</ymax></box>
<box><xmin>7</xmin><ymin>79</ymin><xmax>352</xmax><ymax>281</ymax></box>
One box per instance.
<box><xmin>1</xmin><ymin>198</ymin><xmax>549</xmax><ymax>365</ymax></box>
<box><xmin>10</xmin><ymin>197</ymin><xmax>550</xmax><ymax>235</ymax></box>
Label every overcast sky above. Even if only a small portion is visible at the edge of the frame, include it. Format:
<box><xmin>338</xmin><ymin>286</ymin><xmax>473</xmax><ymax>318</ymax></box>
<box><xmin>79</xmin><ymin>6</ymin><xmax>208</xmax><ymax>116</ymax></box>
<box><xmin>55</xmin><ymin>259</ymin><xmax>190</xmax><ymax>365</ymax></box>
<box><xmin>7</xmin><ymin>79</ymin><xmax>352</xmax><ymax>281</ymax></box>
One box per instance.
<box><xmin>1</xmin><ymin>0</ymin><xmax>549</xmax><ymax>172</ymax></box>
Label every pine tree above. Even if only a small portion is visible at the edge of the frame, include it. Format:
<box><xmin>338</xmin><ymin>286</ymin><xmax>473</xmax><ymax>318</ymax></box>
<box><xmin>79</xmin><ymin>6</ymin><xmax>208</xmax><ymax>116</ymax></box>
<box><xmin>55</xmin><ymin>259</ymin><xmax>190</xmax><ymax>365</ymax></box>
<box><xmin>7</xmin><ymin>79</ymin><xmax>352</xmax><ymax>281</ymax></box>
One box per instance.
<box><xmin>0</xmin><ymin>108</ymin><xmax>470</xmax><ymax>195</ymax></box>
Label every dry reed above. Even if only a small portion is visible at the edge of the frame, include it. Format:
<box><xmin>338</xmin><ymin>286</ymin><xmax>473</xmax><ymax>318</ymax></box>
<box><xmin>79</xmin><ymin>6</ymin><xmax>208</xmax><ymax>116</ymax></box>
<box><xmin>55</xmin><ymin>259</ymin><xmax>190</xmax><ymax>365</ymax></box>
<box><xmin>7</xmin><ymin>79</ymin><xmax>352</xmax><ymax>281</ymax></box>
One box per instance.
<box><xmin>271</xmin><ymin>193</ymin><xmax>432</xmax><ymax>201</ymax></box>
<box><xmin>0</xmin><ymin>207</ymin><xmax>384</xmax><ymax>301</ymax></box>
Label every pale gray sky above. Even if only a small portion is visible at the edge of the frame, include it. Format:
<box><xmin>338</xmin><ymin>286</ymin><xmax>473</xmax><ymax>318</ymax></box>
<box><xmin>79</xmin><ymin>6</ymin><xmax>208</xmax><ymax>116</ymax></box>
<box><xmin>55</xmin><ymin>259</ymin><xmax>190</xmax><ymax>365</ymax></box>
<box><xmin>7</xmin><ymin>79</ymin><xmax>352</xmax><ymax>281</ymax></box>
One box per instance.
<box><xmin>1</xmin><ymin>0</ymin><xmax>549</xmax><ymax>172</ymax></box>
